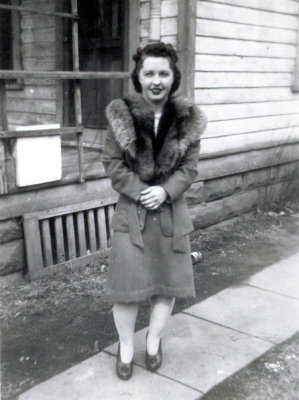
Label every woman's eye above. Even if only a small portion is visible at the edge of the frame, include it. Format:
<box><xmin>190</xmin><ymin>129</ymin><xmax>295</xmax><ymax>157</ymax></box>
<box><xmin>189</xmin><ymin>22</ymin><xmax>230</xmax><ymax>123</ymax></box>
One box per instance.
<box><xmin>144</xmin><ymin>72</ymin><xmax>153</xmax><ymax>77</ymax></box>
<box><xmin>160</xmin><ymin>72</ymin><xmax>170</xmax><ymax>77</ymax></box>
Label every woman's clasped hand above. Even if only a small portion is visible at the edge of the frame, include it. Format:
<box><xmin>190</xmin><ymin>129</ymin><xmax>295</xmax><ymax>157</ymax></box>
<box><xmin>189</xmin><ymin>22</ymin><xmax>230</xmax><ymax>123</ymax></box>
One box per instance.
<box><xmin>139</xmin><ymin>186</ymin><xmax>168</xmax><ymax>210</ymax></box>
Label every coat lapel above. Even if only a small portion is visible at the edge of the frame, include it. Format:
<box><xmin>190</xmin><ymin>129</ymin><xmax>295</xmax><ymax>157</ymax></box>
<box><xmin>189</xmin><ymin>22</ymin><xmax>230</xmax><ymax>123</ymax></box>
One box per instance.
<box><xmin>105</xmin><ymin>94</ymin><xmax>207</xmax><ymax>183</ymax></box>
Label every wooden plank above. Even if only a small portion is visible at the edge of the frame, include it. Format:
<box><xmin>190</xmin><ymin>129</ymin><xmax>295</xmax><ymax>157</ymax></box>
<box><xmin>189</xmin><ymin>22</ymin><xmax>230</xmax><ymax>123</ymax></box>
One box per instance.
<box><xmin>161</xmin><ymin>17</ymin><xmax>177</xmax><ymax>36</ymax></box>
<box><xmin>23</xmin><ymin>216</ymin><xmax>44</xmax><ymax>279</ymax></box>
<box><xmin>140</xmin><ymin>1</ymin><xmax>150</xmax><ymax>19</ymax></box>
<box><xmin>197</xmin><ymin>1</ymin><xmax>298</xmax><ymax>30</ymax></box>
<box><xmin>41</xmin><ymin>219</ymin><xmax>53</xmax><ymax>266</ymax></box>
<box><xmin>196</xmin><ymin>143</ymin><xmax>299</xmax><ymax>181</ymax></box>
<box><xmin>66</xmin><ymin>214</ymin><xmax>77</xmax><ymax>259</ymax></box>
<box><xmin>107</xmin><ymin>204</ymin><xmax>114</xmax><ymax>244</ymax></box>
<box><xmin>195</xmin><ymin>72</ymin><xmax>292</xmax><ymax>88</ymax></box>
<box><xmin>22</xmin><ymin>57</ymin><xmax>56</xmax><ymax>72</ymax></box>
<box><xmin>203</xmin><ymin>114</ymin><xmax>299</xmax><ymax>138</ymax></box>
<box><xmin>177</xmin><ymin>0</ymin><xmax>197</xmax><ymax>100</ymax></box>
<box><xmin>6</xmin><ymin>87</ymin><xmax>56</xmax><ymax>100</ymax></box>
<box><xmin>195</xmin><ymin>87</ymin><xmax>299</xmax><ymax>104</ymax></box>
<box><xmin>161</xmin><ymin>0</ymin><xmax>178</xmax><ymax>18</ymax></box>
<box><xmin>28</xmin><ymin>248</ymin><xmax>111</xmax><ymax>280</ymax></box>
<box><xmin>76</xmin><ymin>211</ymin><xmax>87</xmax><ymax>256</ymax></box>
<box><xmin>141</xmin><ymin>19</ymin><xmax>150</xmax><ymax>38</ymax></box>
<box><xmin>291</xmin><ymin>8</ymin><xmax>299</xmax><ymax>92</ymax></box>
<box><xmin>21</xmin><ymin>15</ymin><xmax>56</xmax><ymax>30</ymax></box>
<box><xmin>0</xmin><ymin>80</ymin><xmax>8</xmax><ymax>194</ymax></box>
<box><xmin>200</xmin><ymin>127</ymin><xmax>299</xmax><ymax>156</ymax></box>
<box><xmin>6</xmin><ymin>112</ymin><xmax>57</xmax><ymax>126</ymax></box>
<box><xmin>21</xmin><ymin>28</ymin><xmax>56</xmax><ymax>44</ymax></box>
<box><xmin>54</xmin><ymin>216</ymin><xmax>65</xmax><ymax>263</ymax></box>
<box><xmin>160</xmin><ymin>36</ymin><xmax>177</xmax><ymax>46</ymax></box>
<box><xmin>201</xmin><ymin>100</ymin><xmax>299</xmax><ymax>121</ymax></box>
<box><xmin>0</xmin><ymin>127</ymin><xmax>83</xmax><ymax>139</ymax></box>
<box><xmin>195</xmin><ymin>37</ymin><xmax>297</xmax><ymax>59</ymax></box>
<box><xmin>205</xmin><ymin>0</ymin><xmax>299</xmax><ymax>15</ymax></box>
<box><xmin>0</xmin><ymin>178</ymin><xmax>115</xmax><ymax>220</ymax></box>
<box><xmin>87</xmin><ymin>209</ymin><xmax>97</xmax><ymax>253</ymax></box>
<box><xmin>0</xmin><ymin>3</ymin><xmax>77</xmax><ymax>19</ymax></box>
<box><xmin>97</xmin><ymin>207</ymin><xmax>108</xmax><ymax>249</ymax></box>
<box><xmin>123</xmin><ymin>0</ymin><xmax>141</xmax><ymax>95</ymax></box>
<box><xmin>25</xmin><ymin>196</ymin><xmax>118</xmax><ymax>219</ymax></box>
<box><xmin>196</xmin><ymin>18</ymin><xmax>297</xmax><ymax>44</ymax></box>
<box><xmin>195</xmin><ymin>54</ymin><xmax>295</xmax><ymax>72</ymax></box>
<box><xmin>6</xmin><ymin>98</ymin><xmax>56</xmax><ymax>114</ymax></box>
<box><xmin>0</xmin><ymin>70</ymin><xmax>131</xmax><ymax>80</ymax></box>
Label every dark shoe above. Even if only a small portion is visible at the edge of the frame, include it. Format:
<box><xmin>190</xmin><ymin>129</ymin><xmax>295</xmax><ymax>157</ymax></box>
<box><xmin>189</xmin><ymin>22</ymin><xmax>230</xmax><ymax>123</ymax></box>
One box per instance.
<box><xmin>146</xmin><ymin>334</ymin><xmax>162</xmax><ymax>372</ymax></box>
<box><xmin>116</xmin><ymin>344</ymin><xmax>133</xmax><ymax>380</ymax></box>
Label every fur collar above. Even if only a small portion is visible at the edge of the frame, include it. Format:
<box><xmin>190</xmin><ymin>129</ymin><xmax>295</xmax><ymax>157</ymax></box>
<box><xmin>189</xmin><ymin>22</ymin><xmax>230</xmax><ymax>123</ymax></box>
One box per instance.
<box><xmin>106</xmin><ymin>94</ymin><xmax>207</xmax><ymax>183</ymax></box>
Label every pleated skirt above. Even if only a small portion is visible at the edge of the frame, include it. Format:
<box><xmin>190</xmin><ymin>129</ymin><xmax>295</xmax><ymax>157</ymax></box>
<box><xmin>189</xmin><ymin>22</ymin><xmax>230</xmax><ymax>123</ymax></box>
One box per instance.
<box><xmin>106</xmin><ymin>210</ymin><xmax>195</xmax><ymax>303</ymax></box>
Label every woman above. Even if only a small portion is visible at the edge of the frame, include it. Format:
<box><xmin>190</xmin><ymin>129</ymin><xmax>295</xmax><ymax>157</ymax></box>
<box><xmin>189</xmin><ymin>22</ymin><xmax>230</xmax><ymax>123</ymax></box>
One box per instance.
<box><xmin>103</xmin><ymin>42</ymin><xmax>207</xmax><ymax>380</ymax></box>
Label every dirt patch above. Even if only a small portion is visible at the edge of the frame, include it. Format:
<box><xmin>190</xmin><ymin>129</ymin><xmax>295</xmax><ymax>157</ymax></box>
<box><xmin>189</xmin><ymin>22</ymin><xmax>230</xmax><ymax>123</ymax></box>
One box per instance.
<box><xmin>1</xmin><ymin>206</ymin><xmax>299</xmax><ymax>400</ymax></box>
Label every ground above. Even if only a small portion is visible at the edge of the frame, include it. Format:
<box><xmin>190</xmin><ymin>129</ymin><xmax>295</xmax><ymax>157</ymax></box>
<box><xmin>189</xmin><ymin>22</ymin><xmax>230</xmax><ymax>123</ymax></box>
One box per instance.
<box><xmin>0</xmin><ymin>203</ymin><xmax>298</xmax><ymax>400</ymax></box>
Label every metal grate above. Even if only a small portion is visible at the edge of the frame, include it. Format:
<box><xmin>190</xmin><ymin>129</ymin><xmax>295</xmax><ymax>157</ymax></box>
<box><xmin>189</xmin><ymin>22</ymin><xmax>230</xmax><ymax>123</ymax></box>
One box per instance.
<box><xmin>23</xmin><ymin>197</ymin><xmax>117</xmax><ymax>279</ymax></box>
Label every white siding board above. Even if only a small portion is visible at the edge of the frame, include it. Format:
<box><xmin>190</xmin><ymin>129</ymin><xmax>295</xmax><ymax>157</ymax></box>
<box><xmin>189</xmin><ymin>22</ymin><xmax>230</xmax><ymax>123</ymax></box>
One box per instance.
<box><xmin>195</xmin><ymin>88</ymin><xmax>299</xmax><ymax>104</ymax></box>
<box><xmin>161</xmin><ymin>36</ymin><xmax>177</xmax><ymax>46</ymax></box>
<box><xmin>200</xmin><ymin>128</ymin><xmax>299</xmax><ymax>156</ymax></box>
<box><xmin>195</xmin><ymin>72</ymin><xmax>292</xmax><ymax>88</ymax></box>
<box><xmin>161</xmin><ymin>17</ymin><xmax>177</xmax><ymax>36</ymax></box>
<box><xmin>161</xmin><ymin>0</ymin><xmax>178</xmax><ymax>18</ymax></box>
<box><xmin>203</xmin><ymin>114</ymin><xmax>299</xmax><ymax>138</ymax></box>
<box><xmin>195</xmin><ymin>55</ymin><xmax>295</xmax><ymax>72</ymax></box>
<box><xmin>201</xmin><ymin>101</ymin><xmax>299</xmax><ymax>121</ymax></box>
<box><xmin>196</xmin><ymin>19</ymin><xmax>297</xmax><ymax>44</ymax></box>
<box><xmin>197</xmin><ymin>1</ymin><xmax>298</xmax><ymax>30</ymax></box>
<box><xmin>205</xmin><ymin>0</ymin><xmax>299</xmax><ymax>15</ymax></box>
<box><xmin>140</xmin><ymin>1</ymin><xmax>150</xmax><ymax>20</ymax></box>
<box><xmin>196</xmin><ymin>37</ymin><xmax>296</xmax><ymax>59</ymax></box>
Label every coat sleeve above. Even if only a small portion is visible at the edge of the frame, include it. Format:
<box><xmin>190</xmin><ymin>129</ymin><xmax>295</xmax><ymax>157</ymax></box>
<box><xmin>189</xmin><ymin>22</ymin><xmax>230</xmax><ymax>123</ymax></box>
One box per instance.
<box><xmin>102</xmin><ymin>125</ymin><xmax>149</xmax><ymax>202</ymax></box>
<box><xmin>160</xmin><ymin>141</ymin><xmax>200</xmax><ymax>202</ymax></box>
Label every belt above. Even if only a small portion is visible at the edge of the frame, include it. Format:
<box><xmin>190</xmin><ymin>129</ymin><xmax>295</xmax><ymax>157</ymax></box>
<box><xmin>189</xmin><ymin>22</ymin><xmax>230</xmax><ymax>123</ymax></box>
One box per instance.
<box><xmin>128</xmin><ymin>201</ymin><xmax>188</xmax><ymax>254</ymax></box>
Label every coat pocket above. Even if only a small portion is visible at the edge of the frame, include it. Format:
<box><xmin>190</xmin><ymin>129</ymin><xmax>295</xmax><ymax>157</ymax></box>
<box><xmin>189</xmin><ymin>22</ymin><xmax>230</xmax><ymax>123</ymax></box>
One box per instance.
<box><xmin>159</xmin><ymin>204</ymin><xmax>173</xmax><ymax>237</ymax></box>
<box><xmin>111</xmin><ymin>204</ymin><xmax>130</xmax><ymax>232</ymax></box>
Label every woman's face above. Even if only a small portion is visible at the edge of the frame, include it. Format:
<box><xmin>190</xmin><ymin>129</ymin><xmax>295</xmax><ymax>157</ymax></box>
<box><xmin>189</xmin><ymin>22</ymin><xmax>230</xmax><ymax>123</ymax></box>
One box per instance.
<box><xmin>138</xmin><ymin>56</ymin><xmax>174</xmax><ymax>105</ymax></box>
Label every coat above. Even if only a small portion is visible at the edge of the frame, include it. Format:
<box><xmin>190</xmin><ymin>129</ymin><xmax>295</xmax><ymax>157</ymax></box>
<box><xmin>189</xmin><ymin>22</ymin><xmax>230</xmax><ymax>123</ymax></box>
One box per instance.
<box><xmin>103</xmin><ymin>94</ymin><xmax>207</xmax><ymax>254</ymax></box>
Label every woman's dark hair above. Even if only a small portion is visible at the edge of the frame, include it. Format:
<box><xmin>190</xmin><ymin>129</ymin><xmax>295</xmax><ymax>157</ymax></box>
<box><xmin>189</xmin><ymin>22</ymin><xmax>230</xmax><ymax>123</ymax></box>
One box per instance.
<box><xmin>131</xmin><ymin>42</ymin><xmax>181</xmax><ymax>95</ymax></box>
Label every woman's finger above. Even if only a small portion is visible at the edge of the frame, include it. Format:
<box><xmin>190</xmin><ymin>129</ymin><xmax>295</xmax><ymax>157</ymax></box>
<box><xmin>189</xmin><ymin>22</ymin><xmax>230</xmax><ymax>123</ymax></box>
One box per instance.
<box><xmin>140</xmin><ymin>193</ymin><xmax>156</xmax><ymax>202</ymax></box>
<box><xmin>140</xmin><ymin>187</ymin><xmax>152</xmax><ymax>195</ymax></box>
<box><xmin>140</xmin><ymin>198</ymin><xmax>157</xmax><ymax>206</ymax></box>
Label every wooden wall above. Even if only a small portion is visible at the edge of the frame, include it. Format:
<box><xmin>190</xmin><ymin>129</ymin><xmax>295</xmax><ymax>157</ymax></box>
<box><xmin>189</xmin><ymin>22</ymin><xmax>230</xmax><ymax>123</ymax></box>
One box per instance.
<box><xmin>140</xmin><ymin>0</ymin><xmax>178</xmax><ymax>46</ymax></box>
<box><xmin>5</xmin><ymin>0</ymin><xmax>58</xmax><ymax>129</ymax></box>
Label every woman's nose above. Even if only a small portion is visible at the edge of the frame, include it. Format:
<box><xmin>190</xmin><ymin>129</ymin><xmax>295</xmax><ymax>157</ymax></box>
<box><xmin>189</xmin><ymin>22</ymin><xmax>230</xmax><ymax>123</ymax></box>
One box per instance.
<box><xmin>152</xmin><ymin>74</ymin><xmax>161</xmax><ymax>85</ymax></box>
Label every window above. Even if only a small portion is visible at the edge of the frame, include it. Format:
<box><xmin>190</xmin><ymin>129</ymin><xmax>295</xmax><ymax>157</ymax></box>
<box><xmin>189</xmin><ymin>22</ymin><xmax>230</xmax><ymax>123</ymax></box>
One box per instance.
<box><xmin>0</xmin><ymin>0</ymin><xmax>23</xmax><ymax>88</ymax></box>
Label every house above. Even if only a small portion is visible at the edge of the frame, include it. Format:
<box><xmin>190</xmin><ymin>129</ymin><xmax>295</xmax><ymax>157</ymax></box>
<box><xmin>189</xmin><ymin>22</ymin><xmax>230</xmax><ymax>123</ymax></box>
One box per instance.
<box><xmin>0</xmin><ymin>0</ymin><xmax>298</xmax><ymax>284</ymax></box>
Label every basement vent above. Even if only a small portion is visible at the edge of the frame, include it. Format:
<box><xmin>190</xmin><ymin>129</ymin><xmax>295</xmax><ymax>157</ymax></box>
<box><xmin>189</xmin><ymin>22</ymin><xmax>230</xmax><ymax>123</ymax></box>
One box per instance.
<box><xmin>23</xmin><ymin>197</ymin><xmax>117</xmax><ymax>279</ymax></box>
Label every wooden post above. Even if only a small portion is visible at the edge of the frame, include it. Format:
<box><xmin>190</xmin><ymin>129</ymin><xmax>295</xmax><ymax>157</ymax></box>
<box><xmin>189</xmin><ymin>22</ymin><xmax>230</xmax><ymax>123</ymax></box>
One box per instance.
<box><xmin>0</xmin><ymin>80</ymin><xmax>8</xmax><ymax>193</ymax></box>
<box><xmin>177</xmin><ymin>0</ymin><xmax>197</xmax><ymax>100</ymax></box>
<box><xmin>149</xmin><ymin>0</ymin><xmax>161</xmax><ymax>42</ymax></box>
<box><xmin>71</xmin><ymin>0</ymin><xmax>85</xmax><ymax>183</ymax></box>
<box><xmin>291</xmin><ymin>8</ymin><xmax>299</xmax><ymax>92</ymax></box>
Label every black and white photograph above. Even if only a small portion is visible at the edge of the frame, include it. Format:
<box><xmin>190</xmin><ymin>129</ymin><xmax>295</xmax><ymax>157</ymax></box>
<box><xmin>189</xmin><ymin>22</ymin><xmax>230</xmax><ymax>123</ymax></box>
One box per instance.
<box><xmin>0</xmin><ymin>1</ymin><xmax>298</xmax><ymax>399</ymax></box>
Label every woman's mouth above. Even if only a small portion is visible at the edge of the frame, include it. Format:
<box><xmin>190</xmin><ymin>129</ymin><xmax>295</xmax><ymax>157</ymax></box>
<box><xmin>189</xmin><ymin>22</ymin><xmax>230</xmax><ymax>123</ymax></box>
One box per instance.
<box><xmin>151</xmin><ymin>88</ymin><xmax>163</xmax><ymax>95</ymax></box>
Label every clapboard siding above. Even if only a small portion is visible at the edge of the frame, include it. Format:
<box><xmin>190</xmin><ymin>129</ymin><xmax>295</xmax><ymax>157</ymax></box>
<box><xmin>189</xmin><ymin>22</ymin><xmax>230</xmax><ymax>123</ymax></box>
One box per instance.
<box><xmin>200</xmin><ymin>128</ymin><xmax>299</xmax><ymax>156</ymax></box>
<box><xmin>195</xmin><ymin>55</ymin><xmax>295</xmax><ymax>72</ymax></box>
<box><xmin>202</xmin><ymin>100</ymin><xmax>299</xmax><ymax>121</ymax></box>
<box><xmin>204</xmin><ymin>115</ymin><xmax>299</xmax><ymax>138</ymax></box>
<box><xmin>196</xmin><ymin>19</ymin><xmax>298</xmax><ymax>44</ymax></box>
<box><xmin>206</xmin><ymin>0</ymin><xmax>299</xmax><ymax>15</ymax></box>
<box><xmin>6</xmin><ymin>0</ymin><xmax>57</xmax><ymax>129</ymax></box>
<box><xmin>195</xmin><ymin>88</ymin><xmax>299</xmax><ymax>104</ymax></box>
<box><xmin>196</xmin><ymin>37</ymin><xmax>297</xmax><ymax>58</ymax></box>
<box><xmin>195</xmin><ymin>0</ymin><xmax>299</xmax><ymax>199</ymax></box>
<box><xmin>195</xmin><ymin>72</ymin><xmax>293</xmax><ymax>88</ymax></box>
<box><xmin>197</xmin><ymin>1</ymin><xmax>298</xmax><ymax>30</ymax></box>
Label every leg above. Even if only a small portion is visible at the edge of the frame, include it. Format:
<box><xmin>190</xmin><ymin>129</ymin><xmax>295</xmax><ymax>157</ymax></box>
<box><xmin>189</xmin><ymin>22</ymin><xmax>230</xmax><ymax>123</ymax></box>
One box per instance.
<box><xmin>113</xmin><ymin>302</ymin><xmax>138</xmax><ymax>363</ymax></box>
<box><xmin>147</xmin><ymin>295</ymin><xmax>175</xmax><ymax>355</ymax></box>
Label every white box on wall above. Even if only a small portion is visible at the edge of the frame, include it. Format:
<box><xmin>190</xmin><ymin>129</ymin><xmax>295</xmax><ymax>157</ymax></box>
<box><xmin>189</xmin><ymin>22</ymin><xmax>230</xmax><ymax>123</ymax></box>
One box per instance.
<box><xmin>15</xmin><ymin>124</ymin><xmax>62</xmax><ymax>187</ymax></box>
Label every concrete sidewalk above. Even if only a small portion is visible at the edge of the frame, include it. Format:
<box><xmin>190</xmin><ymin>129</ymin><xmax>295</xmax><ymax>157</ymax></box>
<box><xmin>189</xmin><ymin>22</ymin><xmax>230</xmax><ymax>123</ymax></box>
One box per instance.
<box><xmin>19</xmin><ymin>252</ymin><xmax>299</xmax><ymax>400</ymax></box>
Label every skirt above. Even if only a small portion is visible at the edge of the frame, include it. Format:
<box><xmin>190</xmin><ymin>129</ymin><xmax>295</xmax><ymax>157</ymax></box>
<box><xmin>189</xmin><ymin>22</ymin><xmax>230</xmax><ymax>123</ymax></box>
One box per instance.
<box><xmin>106</xmin><ymin>210</ymin><xmax>195</xmax><ymax>303</ymax></box>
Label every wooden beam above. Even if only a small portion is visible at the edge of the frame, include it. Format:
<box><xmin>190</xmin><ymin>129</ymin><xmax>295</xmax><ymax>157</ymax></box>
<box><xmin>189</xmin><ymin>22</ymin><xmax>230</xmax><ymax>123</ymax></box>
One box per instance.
<box><xmin>0</xmin><ymin>126</ymin><xmax>83</xmax><ymax>139</ymax></box>
<box><xmin>0</xmin><ymin>70</ymin><xmax>131</xmax><ymax>80</ymax></box>
<box><xmin>71</xmin><ymin>0</ymin><xmax>84</xmax><ymax>183</ymax></box>
<box><xmin>0</xmin><ymin>80</ymin><xmax>8</xmax><ymax>194</ymax></box>
<box><xmin>177</xmin><ymin>0</ymin><xmax>197</xmax><ymax>100</ymax></box>
<box><xmin>291</xmin><ymin>7</ymin><xmax>299</xmax><ymax>92</ymax></box>
<box><xmin>0</xmin><ymin>3</ymin><xmax>78</xmax><ymax>19</ymax></box>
